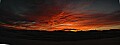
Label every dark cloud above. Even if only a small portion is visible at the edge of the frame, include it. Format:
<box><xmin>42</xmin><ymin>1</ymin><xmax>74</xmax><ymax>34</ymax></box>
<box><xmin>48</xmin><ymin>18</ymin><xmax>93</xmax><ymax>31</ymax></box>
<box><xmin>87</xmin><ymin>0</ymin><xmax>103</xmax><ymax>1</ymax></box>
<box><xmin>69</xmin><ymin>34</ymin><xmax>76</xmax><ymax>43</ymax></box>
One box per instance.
<box><xmin>74</xmin><ymin>10</ymin><xmax>120</xmax><ymax>28</ymax></box>
<box><xmin>0</xmin><ymin>0</ymin><xmax>120</xmax><ymax>30</ymax></box>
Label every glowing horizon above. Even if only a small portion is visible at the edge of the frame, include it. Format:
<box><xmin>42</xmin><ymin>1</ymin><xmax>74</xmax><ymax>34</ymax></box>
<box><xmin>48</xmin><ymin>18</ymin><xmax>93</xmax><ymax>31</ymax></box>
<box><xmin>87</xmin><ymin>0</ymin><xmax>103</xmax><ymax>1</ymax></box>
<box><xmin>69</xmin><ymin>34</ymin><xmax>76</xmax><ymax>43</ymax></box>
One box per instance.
<box><xmin>0</xmin><ymin>0</ymin><xmax>120</xmax><ymax>31</ymax></box>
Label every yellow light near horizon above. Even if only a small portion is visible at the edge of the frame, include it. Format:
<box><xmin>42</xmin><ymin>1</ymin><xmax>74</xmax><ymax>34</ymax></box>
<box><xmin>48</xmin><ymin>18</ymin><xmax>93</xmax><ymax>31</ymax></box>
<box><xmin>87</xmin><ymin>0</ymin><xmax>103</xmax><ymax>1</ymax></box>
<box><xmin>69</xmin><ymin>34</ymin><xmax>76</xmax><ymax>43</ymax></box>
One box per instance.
<box><xmin>70</xmin><ymin>30</ymin><xmax>78</xmax><ymax>32</ymax></box>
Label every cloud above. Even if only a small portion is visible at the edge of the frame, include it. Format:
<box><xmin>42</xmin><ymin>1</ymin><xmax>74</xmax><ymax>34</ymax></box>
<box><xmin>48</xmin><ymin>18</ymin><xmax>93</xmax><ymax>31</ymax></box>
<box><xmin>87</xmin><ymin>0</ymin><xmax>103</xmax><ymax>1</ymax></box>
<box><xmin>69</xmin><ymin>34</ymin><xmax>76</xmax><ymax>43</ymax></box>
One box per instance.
<box><xmin>0</xmin><ymin>0</ymin><xmax>120</xmax><ymax>30</ymax></box>
<box><xmin>47</xmin><ymin>10</ymin><xmax>120</xmax><ymax>30</ymax></box>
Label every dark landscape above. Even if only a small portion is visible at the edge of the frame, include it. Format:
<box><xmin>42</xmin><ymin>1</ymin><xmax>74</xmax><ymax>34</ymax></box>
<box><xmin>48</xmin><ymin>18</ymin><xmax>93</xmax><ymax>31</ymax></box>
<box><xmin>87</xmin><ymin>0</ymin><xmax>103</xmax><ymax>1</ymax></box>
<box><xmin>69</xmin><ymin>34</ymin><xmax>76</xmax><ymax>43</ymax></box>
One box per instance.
<box><xmin>0</xmin><ymin>27</ymin><xmax>120</xmax><ymax>45</ymax></box>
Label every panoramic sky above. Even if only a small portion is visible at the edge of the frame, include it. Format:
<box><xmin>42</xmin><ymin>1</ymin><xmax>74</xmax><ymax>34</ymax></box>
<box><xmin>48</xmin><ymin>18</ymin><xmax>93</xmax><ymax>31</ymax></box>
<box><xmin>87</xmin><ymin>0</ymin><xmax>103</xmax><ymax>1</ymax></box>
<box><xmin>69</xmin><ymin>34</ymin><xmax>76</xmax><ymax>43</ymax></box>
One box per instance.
<box><xmin>0</xmin><ymin>0</ymin><xmax>120</xmax><ymax>31</ymax></box>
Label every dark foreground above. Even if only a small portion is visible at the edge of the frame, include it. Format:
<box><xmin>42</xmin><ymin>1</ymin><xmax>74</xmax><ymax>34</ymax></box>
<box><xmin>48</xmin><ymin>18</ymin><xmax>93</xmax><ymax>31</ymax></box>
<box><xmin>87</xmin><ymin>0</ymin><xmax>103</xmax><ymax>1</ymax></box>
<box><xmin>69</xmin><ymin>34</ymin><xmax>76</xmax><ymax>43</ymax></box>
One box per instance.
<box><xmin>0</xmin><ymin>27</ymin><xmax>120</xmax><ymax>45</ymax></box>
<box><xmin>0</xmin><ymin>36</ymin><xmax>120</xmax><ymax>45</ymax></box>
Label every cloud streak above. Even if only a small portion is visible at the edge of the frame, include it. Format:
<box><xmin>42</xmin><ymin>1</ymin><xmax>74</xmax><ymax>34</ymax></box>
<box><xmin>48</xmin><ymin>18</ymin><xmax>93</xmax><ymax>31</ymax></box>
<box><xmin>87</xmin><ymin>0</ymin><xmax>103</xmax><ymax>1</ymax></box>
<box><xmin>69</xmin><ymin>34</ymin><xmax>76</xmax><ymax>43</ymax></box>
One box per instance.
<box><xmin>0</xmin><ymin>0</ymin><xmax>120</xmax><ymax>30</ymax></box>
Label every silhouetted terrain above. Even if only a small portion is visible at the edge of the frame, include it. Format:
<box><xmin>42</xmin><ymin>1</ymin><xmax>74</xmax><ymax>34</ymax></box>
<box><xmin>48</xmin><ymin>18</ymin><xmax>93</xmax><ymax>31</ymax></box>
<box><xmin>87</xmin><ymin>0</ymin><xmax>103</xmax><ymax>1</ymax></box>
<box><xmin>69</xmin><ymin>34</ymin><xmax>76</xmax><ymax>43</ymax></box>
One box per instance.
<box><xmin>0</xmin><ymin>27</ymin><xmax>120</xmax><ymax>45</ymax></box>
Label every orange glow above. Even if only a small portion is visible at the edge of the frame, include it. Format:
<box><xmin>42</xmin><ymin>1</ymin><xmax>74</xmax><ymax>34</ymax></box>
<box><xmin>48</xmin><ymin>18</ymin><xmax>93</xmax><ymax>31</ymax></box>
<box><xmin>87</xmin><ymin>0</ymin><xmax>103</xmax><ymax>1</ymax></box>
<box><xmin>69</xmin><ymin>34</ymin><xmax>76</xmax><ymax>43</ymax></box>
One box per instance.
<box><xmin>1</xmin><ymin>11</ymin><xmax>120</xmax><ymax>31</ymax></box>
<box><xmin>1</xmin><ymin>0</ymin><xmax>120</xmax><ymax>31</ymax></box>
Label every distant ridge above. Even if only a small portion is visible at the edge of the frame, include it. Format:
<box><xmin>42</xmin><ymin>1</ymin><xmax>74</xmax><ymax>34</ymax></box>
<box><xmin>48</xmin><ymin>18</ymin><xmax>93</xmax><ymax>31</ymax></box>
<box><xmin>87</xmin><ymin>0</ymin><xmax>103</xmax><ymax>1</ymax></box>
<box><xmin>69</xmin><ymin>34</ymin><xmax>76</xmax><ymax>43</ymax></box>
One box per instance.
<box><xmin>0</xmin><ymin>27</ymin><xmax>120</xmax><ymax>41</ymax></box>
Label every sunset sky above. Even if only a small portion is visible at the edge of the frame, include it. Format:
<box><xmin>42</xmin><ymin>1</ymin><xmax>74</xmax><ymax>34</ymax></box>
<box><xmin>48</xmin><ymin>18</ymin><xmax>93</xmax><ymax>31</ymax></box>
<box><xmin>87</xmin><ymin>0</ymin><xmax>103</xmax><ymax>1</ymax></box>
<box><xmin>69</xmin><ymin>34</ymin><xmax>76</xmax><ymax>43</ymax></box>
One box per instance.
<box><xmin>0</xmin><ymin>0</ymin><xmax>120</xmax><ymax>31</ymax></box>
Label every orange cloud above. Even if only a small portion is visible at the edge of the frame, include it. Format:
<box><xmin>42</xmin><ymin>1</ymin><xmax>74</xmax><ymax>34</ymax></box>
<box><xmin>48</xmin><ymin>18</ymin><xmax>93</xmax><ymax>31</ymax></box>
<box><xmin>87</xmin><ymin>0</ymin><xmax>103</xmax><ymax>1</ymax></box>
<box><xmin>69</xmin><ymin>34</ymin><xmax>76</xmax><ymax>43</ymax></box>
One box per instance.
<box><xmin>0</xmin><ymin>0</ymin><xmax>120</xmax><ymax>31</ymax></box>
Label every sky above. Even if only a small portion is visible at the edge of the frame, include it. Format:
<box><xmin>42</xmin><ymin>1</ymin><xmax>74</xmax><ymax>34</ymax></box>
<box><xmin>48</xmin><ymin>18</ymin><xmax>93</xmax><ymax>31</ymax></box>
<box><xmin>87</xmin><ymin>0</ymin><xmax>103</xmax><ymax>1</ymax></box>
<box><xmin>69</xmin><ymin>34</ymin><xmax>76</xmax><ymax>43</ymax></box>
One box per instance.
<box><xmin>0</xmin><ymin>0</ymin><xmax>120</xmax><ymax>31</ymax></box>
